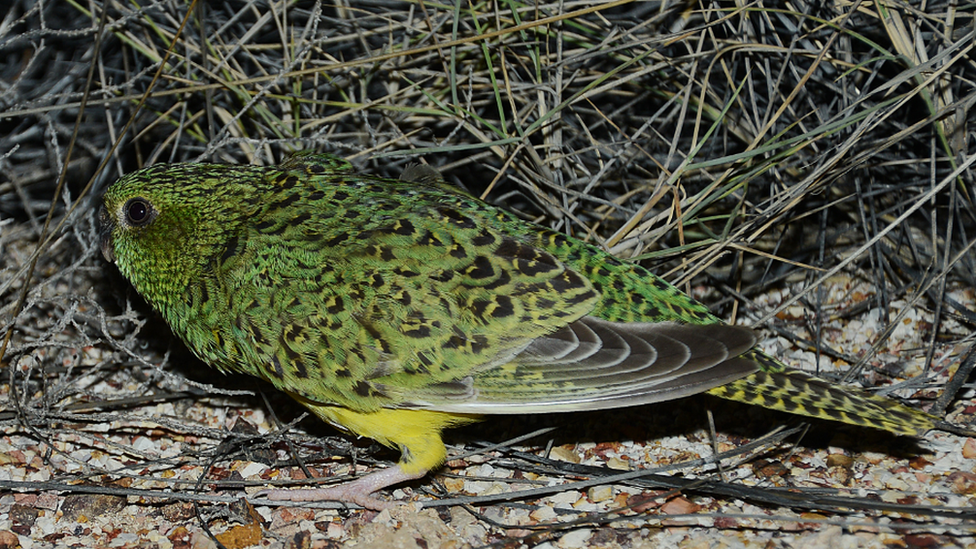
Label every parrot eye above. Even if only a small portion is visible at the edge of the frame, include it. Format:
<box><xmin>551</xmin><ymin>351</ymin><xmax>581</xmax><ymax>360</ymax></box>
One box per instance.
<box><xmin>124</xmin><ymin>198</ymin><xmax>154</xmax><ymax>226</ymax></box>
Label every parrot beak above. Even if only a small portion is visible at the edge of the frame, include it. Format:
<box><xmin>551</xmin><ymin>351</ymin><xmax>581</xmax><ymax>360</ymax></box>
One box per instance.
<box><xmin>97</xmin><ymin>205</ymin><xmax>116</xmax><ymax>264</ymax></box>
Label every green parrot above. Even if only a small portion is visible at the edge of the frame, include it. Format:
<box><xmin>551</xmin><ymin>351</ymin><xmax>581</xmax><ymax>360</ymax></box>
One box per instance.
<box><xmin>99</xmin><ymin>153</ymin><xmax>937</xmax><ymax>509</ymax></box>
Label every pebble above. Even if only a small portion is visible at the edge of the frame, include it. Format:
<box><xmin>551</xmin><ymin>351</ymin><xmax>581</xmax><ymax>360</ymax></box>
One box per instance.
<box><xmin>557</xmin><ymin>528</ymin><xmax>591</xmax><ymax>548</ymax></box>
<box><xmin>587</xmin><ymin>485</ymin><xmax>613</xmax><ymax>502</ymax></box>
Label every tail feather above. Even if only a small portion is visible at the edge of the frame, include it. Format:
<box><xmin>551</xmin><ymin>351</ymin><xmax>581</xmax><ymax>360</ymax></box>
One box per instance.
<box><xmin>705</xmin><ymin>351</ymin><xmax>937</xmax><ymax>436</ymax></box>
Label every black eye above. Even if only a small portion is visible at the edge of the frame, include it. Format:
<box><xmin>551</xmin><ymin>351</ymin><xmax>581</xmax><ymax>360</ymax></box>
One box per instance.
<box><xmin>124</xmin><ymin>198</ymin><xmax>154</xmax><ymax>226</ymax></box>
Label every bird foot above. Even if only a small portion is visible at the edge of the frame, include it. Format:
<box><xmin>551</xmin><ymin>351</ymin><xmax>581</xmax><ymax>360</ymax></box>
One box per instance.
<box><xmin>255</xmin><ymin>465</ymin><xmax>426</xmax><ymax>511</ymax></box>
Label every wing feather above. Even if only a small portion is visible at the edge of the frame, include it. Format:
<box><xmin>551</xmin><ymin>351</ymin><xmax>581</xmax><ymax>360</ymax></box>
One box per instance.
<box><xmin>404</xmin><ymin>318</ymin><xmax>758</xmax><ymax>413</ymax></box>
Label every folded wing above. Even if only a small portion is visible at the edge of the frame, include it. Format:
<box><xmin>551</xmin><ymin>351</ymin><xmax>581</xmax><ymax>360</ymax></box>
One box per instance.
<box><xmin>405</xmin><ymin>317</ymin><xmax>758</xmax><ymax>413</ymax></box>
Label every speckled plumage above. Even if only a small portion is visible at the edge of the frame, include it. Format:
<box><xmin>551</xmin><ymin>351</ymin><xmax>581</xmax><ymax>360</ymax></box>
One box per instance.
<box><xmin>99</xmin><ymin>153</ymin><xmax>937</xmax><ymax>509</ymax></box>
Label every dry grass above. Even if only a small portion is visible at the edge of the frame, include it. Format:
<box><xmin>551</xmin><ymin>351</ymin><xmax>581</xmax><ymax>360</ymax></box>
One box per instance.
<box><xmin>1</xmin><ymin>0</ymin><xmax>975</xmax><ymax>547</ymax></box>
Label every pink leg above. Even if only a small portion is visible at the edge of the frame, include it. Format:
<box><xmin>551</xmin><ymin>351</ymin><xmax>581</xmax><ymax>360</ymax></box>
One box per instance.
<box><xmin>256</xmin><ymin>465</ymin><xmax>426</xmax><ymax>510</ymax></box>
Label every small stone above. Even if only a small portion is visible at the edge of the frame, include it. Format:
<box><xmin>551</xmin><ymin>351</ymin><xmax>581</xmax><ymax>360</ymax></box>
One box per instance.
<box><xmin>571</xmin><ymin>499</ymin><xmax>597</xmax><ymax>511</ymax></box>
<box><xmin>326</xmin><ymin>522</ymin><xmax>344</xmax><ymax>539</ymax></box>
<box><xmin>191</xmin><ymin>529</ymin><xmax>219</xmax><ymax>549</ymax></box>
<box><xmin>0</xmin><ymin>531</ymin><xmax>18</xmax><ymax>549</ymax></box>
<box><xmin>36</xmin><ymin>493</ymin><xmax>59</xmax><ymax>510</ymax></box>
<box><xmin>828</xmin><ymin>465</ymin><xmax>852</xmax><ymax>485</ymax></box>
<box><xmin>442</xmin><ymin>476</ymin><xmax>465</xmax><ymax>492</ymax></box>
<box><xmin>885</xmin><ymin>477</ymin><xmax>910</xmax><ymax>491</ymax></box>
<box><xmin>548</xmin><ymin>490</ymin><xmax>581</xmax><ymax>507</ymax></box>
<box><xmin>9</xmin><ymin>505</ymin><xmax>38</xmax><ymax>536</ymax></box>
<box><xmin>160</xmin><ymin>502</ymin><xmax>195</xmax><ymax>522</ymax></box>
<box><xmin>239</xmin><ymin>461</ymin><xmax>268</xmax><ymax>478</ymax></box>
<box><xmin>131</xmin><ymin>436</ymin><xmax>155</xmax><ymax>452</ymax></box>
<box><xmin>530</xmin><ymin>506</ymin><xmax>557</xmax><ymax>521</ymax></box>
<box><xmin>557</xmin><ymin>528</ymin><xmax>591</xmax><ymax>548</ymax></box>
<box><xmin>826</xmin><ymin>454</ymin><xmax>853</xmax><ymax>468</ymax></box>
<box><xmin>753</xmin><ymin>459</ymin><xmax>789</xmax><ymax>479</ymax></box>
<box><xmin>271</xmin><ymin>507</ymin><xmax>315</xmax><ymax>529</ymax></box>
<box><xmin>660</xmin><ymin>496</ymin><xmax>700</xmax><ymax>515</ymax></box>
<box><xmin>549</xmin><ymin>446</ymin><xmax>580</xmax><ymax>464</ymax></box>
<box><xmin>626</xmin><ymin>493</ymin><xmax>664</xmax><ymax>513</ymax></box>
<box><xmin>948</xmin><ymin>471</ymin><xmax>976</xmax><ymax>494</ymax></box>
<box><xmin>587</xmin><ymin>485</ymin><xmax>613</xmax><ymax>503</ymax></box>
<box><xmin>168</xmin><ymin>525</ymin><xmax>192</xmax><ymax>547</ymax></box>
<box><xmin>60</xmin><ymin>493</ymin><xmax>125</xmax><ymax>522</ymax></box>
<box><xmin>962</xmin><ymin>438</ymin><xmax>976</xmax><ymax>459</ymax></box>
<box><xmin>215</xmin><ymin>500</ymin><xmax>263</xmax><ymax>549</ymax></box>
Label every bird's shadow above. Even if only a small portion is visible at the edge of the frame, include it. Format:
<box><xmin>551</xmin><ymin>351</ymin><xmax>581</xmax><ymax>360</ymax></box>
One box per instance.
<box><xmin>445</xmin><ymin>392</ymin><xmax>930</xmax><ymax>469</ymax></box>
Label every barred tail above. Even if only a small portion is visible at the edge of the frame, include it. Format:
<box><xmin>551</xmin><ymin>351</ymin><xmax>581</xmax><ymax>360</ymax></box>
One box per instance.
<box><xmin>705</xmin><ymin>353</ymin><xmax>937</xmax><ymax>436</ymax></box>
